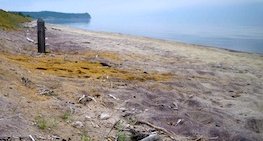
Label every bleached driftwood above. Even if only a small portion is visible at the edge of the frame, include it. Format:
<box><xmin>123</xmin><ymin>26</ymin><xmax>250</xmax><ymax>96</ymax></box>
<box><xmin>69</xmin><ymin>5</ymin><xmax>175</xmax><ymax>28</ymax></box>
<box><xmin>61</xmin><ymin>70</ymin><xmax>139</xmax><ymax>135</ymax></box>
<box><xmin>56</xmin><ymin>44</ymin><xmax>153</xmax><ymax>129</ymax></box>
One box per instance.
<box><xmin>29</xmin><ymin>135</ymin><xmax>35</xmax><ymax>141</ymax></box>
<box><xmin>136</xmin><ymin>120</ymin><xmax>175</xmax><ymax>140</ymax></box>
<box><xmin>140</xmin><ymin>134</ymin><xmax>161</xmax><ymax>141</ymax></box>
<box><xmin>108</xmin><ymin>94</ymin><xmax>119</xmax><ymax>100</ymax></box>
<box><xmin>78</xmin><ymin>95</ymin><xmax>97</xmax><ymax>105</ymax></box>
<box><xmin>26</xmin><ymin>37</ymin><xmax>34</xmax><ymax>43</ymax></box>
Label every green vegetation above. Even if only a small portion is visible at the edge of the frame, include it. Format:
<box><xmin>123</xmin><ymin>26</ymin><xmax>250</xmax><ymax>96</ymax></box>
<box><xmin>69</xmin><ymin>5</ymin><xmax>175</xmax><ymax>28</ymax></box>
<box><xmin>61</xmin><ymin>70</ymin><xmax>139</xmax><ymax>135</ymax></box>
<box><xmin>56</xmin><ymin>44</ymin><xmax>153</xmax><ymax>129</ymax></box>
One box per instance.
<box><xmin>117</xmin><ymin>132</ymin><xmax>127</xmax><ymax>141</ymax></box>
<box><xmin>0</xmin><ymin>9</ymin><xmax>31</xmax><ymax>30</ymax></box>
<box><xmin>81</xmin><ymin>135</ymin><xmax>92</xmax><ymax>141</ymax></box>
<box><xmin>61</xmin><ymin>111</ymin><xmax>71</xmax><ymax>121</ymax></box>
<box><xmin>115</xmin><ymin>120</ymin><xmax>128</xmax><ymax>141</ymax></box>
<box><xmin>35</xmin><ymin>116</ymin><xmax>58</xmax><ymax>130</ymax></box>
<box><xmin>35</xmin><ymin>116</ymin><xmax>48</xmax><ymax>130</ymax></box>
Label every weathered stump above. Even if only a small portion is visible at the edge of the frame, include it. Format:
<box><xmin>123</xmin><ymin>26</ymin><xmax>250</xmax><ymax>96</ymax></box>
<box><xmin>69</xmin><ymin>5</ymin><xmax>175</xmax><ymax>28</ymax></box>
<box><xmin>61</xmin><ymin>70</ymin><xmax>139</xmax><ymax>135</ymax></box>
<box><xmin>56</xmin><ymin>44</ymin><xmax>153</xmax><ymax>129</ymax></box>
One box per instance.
<box><xmin>37</xmin><ymin>19</ymin><xmax>45</xmax><ymax>53</ymax></box>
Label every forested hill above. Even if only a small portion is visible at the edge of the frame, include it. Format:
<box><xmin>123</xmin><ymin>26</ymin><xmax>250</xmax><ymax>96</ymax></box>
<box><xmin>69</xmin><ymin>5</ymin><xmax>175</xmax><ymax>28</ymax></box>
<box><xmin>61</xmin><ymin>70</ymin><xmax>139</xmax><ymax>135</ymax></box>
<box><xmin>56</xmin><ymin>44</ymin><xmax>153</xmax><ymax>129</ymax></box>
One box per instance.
<box><xmin>20</xmin><ymin>11</ymin><xmax>91</xmax><ymax>24</ymax></box>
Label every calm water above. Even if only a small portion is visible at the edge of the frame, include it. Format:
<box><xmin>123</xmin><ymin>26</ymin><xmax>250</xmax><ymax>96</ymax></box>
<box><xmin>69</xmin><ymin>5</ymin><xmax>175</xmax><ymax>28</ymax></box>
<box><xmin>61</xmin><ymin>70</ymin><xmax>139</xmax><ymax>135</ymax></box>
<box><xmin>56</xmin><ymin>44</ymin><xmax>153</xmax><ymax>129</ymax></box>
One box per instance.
<box><xmin>50</xmin><ymin>2</ymin><xmax>263</xmax><ymax>54</ymax></box>
<box><xmin>64</xmin><ymin>21</ymin><xmax>263</xmax><ymax>54</ymax></box>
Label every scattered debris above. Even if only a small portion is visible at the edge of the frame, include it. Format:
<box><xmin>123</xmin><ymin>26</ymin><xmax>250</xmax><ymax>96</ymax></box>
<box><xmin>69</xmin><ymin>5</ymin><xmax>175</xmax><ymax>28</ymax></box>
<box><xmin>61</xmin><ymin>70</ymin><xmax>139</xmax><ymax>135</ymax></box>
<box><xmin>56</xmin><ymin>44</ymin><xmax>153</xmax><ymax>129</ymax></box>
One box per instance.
<box><xmin>209</xmin><ymin>136</ymin><xmax>219</xmax><ymax>140</ymax></box>
<box><xmin>108</xmin><ymin>94</ymin><xmax>119</xmax><ymax>100</ymax></box>
<box><xmin>78</xmin><ymin>95</ymin><xmax>96</xmax><ymax>105</ymax></box>
<box><xmin>38</xmin><ymin>87</ymin><xmax>55</xmax><ymax>96</ymax></box>
<box><xmin>128</xmin><ymin>128</ymin><xmax>149</xmax><ymax>140</ymax></box>
<box><xmin>172</xmin><ymin>102</ymin><xmax>178</xmax><ymax>110</ymax></box>
<box><xmin>29</xmin><ymin>135</ymin><xmax>35</xmax><ymax>141</ymax></box>
<box><xmin>68</xmin><ymin>104</ymin><xmax>76</xmax><ymax>114</ymax></box>
<box><xmin>100</xmin><ymin>62</ymin><xmax>111</xmax><ymax>67</ymax></box>
<box><xmin>26</xmin><ymin>37</ymin><xmax>35</xmax><ymax>43</ymax></box>
<box><xmin>5</xmin><ymin>38</ymin><xmax>12</xmax><ymax>42</ymax></box>
<box><xmin>140</xmin><ymin>133</ymin><xmax>161</xmax><ymax>141</ymax></box>
<box><xmin>21</xmin><ymin>77</ymin><xmax>32</xmax><ymax>86</ymax></box>
<box><xmin>136</xmin><ymin>120</ymin><xmax>174</xmax><ymax>139</ymax></box>
<box><xmin>88</xmin><ymin>96</ymin><xmax>97</xmax><ymax>102</ymax></box>
<box><xmin>106</xmin><ymin>120</ymin><xmax>121</xmax><ymax>137</ymax></box>
<box><xmin>85</xmin><ymin>115</ymin><xmax>91</xmax><ymax>120</ymax></box>
<box><xmin>72</xmin><ymin>121</ymin><xmax>84</xmax><ymax>128</ymax></box>
<box><xmin>51</xmin><ymin>27</ymin><xmax>62</xmax><ymax>31</ymax></box>
<box><xmin>121</xmin><ymin>111</ymin><xmax>136</xmax><ymax>118</ymax></box>
<box><xmin>36</xmin><ymin>136</ymin><xmax>46</xmax><ymax>140</ymax></box>
<box><xmin>175</xmin><ymin>119</ymin><xmax>183</xmax><ymax>126</ymax></box>
<box><xmin>116</xmin><ymin>107</ymin><xmax>126</xmax><ymax>112</ymax></box>
<box><xmin>78</xmin><ymin>95</ymin><xmax>89</xmax><ymax>103</ymax></box>
<box><xmin>231</xmin><ymin>94</ymin><xmax>241</xmax><ymax>98</ymax></box>
<box><xmin>51</xmin><ymin>135</ymin><xmax>61</xmax><ymax>140</ymax></box>
<box><xmin>99</xmin><ymin>113</ymin><xmax>111</xmax><ymax>120</ymax></box>
<box><xmin>90</xmin><ymin>121</ymin><xmax>100</xmax><ymax>128</ymax></box>
<box><xmin>82</xmin><ymin>41</ymin><xmax>91</xmax><ymax>44</ymax></box>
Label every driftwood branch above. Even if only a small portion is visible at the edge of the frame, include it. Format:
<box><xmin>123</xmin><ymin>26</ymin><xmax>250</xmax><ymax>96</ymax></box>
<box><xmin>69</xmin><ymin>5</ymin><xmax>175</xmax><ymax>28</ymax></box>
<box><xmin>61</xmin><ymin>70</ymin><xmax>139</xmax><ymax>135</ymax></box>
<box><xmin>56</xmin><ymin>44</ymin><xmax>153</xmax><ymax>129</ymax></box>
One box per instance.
<box><xmin>29</xmin><ymin>135</ymin><xmax>35</xmax><ymax>141</ymax></box>
<box><xmin>136</xmin><ymin>120</ymin><xmax>175</xmax><ymax>140</ymax></box>
<box><xmin>106</xmin><ymin>120</ymin><xmax>121</xmax><ymax>137</ymax></box>
<box><xmin>140</xmin><ymin>134</ymin><xmax>160</xmax><ymax>141</ymax></box>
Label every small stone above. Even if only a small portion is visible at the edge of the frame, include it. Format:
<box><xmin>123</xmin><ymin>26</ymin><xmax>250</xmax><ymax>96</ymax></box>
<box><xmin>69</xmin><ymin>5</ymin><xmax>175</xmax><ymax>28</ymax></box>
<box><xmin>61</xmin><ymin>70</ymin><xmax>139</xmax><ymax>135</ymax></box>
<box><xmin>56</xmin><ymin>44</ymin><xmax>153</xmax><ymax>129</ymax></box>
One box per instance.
<box><xmin>72</xmin><ymin>121</ymin><xmax>84</xmax><ymax>128</ymax></box>
<box><xmin>99</xmin><ymin>113</ymin><xmax>111</xmax><ymax>120</ymax></box>
<box><xmin>85</xmin><ymin>115</ymin><xmax>91</xmax><ymax>120</ymax></box>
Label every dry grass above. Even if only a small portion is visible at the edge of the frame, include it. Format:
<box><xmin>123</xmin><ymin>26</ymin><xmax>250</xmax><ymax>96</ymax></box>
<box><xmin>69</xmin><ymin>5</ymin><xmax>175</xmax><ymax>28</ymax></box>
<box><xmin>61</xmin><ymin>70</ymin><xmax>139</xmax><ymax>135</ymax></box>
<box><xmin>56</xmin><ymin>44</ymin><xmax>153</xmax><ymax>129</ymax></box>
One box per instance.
<box><xmin>5</xmin><ymin>52</ymin><xmax>173</xmax><ymax>82</ymax></box>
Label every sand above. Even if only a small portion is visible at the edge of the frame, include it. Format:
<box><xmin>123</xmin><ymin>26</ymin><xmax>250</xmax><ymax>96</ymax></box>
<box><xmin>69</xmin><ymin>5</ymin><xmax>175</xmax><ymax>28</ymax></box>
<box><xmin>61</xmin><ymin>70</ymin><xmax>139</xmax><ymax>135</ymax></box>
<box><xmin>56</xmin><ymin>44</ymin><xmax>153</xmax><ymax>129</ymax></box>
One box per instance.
<box><xmin>0</xmin><ymin>21</ymin><xmax>262</xmax><ymax>140</ymax></box>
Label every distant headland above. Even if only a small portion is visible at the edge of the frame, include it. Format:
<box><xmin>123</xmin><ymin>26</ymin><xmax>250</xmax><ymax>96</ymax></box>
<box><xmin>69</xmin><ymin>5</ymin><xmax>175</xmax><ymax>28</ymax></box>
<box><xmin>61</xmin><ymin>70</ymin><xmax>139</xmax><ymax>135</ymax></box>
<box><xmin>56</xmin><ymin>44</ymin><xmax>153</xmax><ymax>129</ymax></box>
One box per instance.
<box><xmin>17</xmin><ymin>11</ymin><xmax>91</xmax><ymax>24</ymax></box>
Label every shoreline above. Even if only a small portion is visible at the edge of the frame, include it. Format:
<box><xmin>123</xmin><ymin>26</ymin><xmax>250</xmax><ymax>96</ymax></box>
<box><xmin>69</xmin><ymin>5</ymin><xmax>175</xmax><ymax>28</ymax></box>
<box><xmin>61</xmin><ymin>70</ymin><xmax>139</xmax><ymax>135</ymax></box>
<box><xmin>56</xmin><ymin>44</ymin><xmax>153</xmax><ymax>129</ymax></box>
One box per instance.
<box><xmin>55</xmin><ymin>22</ymin><xmax>263</xmax><ymax>55</ymax></box>
<box><xmin>50</xmin><ymin>23</ymin><xmax>260</xmax><ymax>55</ymax></box>
<box><xmin>0</xmin><ymin>22</ymin><xmax>262</xmax><ymax>140</ymax></box>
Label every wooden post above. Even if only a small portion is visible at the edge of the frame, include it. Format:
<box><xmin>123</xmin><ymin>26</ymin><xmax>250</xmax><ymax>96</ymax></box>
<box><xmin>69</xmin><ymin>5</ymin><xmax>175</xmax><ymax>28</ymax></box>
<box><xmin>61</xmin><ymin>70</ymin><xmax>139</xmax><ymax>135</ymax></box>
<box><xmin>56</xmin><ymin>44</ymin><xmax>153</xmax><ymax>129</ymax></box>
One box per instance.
<box><xmin>37</xmin><ymin>18</ymin><xmax>46</xmax><ymax>53</ymax></box>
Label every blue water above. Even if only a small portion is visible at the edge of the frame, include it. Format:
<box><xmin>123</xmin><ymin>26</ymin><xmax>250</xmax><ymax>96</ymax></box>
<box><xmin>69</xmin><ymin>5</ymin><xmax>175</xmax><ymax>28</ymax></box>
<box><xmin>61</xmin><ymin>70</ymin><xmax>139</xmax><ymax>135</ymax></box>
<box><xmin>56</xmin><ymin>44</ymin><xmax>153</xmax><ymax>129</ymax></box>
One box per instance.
<box><xmin>65</xmin><ymin>22</ymin><xmax>263</xmax><ymax>54</ymax></box>
<box><xmin>52</xmin><ymin>2</ymin><xmax>263</xmax><ymax>54</ymax></box>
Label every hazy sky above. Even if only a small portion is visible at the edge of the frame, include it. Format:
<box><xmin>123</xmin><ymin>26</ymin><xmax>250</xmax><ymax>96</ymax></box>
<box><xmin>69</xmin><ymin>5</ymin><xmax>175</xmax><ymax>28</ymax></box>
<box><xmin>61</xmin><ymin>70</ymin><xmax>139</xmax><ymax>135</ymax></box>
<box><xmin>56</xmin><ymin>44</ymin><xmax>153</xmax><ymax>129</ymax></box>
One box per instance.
<box><xmin>1</xmin><ymin>0</ymin><xmax>262</xmax><ymax>26</ymax></box>
<box><xmin>1</xmin><ymin>0</ymin><xmax>262</xmax><ymax>14</ymax></box>
<box><xmin>1</xmin><ymin>0</ymin><xmax>262</xmax><ymax>52</ymax></box>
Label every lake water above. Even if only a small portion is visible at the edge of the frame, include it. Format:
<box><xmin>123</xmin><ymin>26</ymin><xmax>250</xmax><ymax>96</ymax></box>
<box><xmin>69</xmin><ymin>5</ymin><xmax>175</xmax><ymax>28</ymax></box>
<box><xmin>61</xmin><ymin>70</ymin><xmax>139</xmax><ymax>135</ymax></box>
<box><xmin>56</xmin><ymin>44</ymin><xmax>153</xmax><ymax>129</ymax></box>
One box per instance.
<box><xmin>50</xmin><ymin>2</ymin><xmax>263</xmax><ymax>54</ymax></box>
<box><xmin>64</xmin><ymin>21</ymin><xmax>263</xmax><ymax>54</ymax></box>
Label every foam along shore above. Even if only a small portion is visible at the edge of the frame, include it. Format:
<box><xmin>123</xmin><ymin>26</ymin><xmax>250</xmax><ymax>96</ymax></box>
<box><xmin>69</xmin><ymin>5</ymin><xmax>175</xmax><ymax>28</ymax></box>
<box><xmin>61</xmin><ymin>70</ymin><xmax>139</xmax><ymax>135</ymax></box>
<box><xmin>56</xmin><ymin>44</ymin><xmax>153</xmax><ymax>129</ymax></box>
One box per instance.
<box><xmin>0</xmin><ymin>21</ymin><xmax>263</xmax><ymax>140</ymax></box>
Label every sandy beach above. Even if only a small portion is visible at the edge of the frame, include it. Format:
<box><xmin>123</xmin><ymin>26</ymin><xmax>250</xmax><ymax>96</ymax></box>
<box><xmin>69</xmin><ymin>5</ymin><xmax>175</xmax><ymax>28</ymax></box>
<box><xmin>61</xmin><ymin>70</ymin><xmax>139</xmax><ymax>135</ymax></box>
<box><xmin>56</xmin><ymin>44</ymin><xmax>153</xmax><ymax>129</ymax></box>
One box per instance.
<box><xmin>0</xmin><ymin>21</ymin><xmax>263</xmax><ymax>140</ymax></box>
